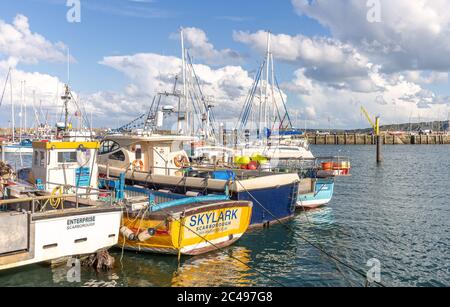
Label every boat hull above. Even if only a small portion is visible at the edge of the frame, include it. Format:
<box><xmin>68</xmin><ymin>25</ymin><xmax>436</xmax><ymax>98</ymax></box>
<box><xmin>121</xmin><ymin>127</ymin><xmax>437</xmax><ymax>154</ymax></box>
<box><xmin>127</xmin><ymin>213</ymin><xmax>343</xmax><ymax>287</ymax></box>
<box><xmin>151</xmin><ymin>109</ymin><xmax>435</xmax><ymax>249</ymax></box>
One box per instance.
<box><xmin>0</xmin><ymin>207</ymin><xmax>122</xmax><ymax>271</ymax></box>
<box><xmin>297</xmin><ymin>178</ymin><xmax>334</xmax><ymax>209</ymax></box>
<box><xmin>99</xmin><ymin>165</ymin><xmax>299</xmax><ymax>228</ymax></box>
<box><xmin>119</xmin><ymin>201</ymin><xmax>252</xmax><ymax>256</ymax></box>
<box><xmin>235</xmin><ymin>183</ymin><xmax>298</xmax><ymax>227</ymax></box>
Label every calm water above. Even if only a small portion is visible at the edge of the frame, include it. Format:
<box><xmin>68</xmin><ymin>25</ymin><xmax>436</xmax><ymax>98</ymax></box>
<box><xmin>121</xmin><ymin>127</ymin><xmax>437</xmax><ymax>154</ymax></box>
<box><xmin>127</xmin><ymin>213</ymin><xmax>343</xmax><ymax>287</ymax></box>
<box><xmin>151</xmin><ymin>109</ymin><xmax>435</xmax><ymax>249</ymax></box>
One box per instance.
<box><xmin>1</xmin><ymin>146</ymin><xmax>449</xmax><ymax>287</ymax></box>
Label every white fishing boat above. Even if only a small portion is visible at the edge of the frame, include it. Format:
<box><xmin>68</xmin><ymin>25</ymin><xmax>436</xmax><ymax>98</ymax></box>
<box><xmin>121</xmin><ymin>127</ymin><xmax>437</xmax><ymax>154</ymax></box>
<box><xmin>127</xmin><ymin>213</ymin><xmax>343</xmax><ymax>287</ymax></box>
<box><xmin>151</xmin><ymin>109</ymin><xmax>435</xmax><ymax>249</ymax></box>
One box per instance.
<box><xmin>0</xmin><ymin>138</ymin><xmax>122</xmax><ymax>271</ymax></box>
<box><xmin>0</xmin><ymin>84</ymin><xmax>122</xmax><ymax>271</ymax></box>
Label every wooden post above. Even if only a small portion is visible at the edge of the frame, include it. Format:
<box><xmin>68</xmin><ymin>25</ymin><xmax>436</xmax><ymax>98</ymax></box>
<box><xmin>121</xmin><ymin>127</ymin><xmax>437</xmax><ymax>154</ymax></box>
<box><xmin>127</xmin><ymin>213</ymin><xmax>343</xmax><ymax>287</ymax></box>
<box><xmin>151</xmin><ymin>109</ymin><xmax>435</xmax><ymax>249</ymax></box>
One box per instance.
<box><xmin>376</xmin><ymin>135</ymin><xmax>383</xmax><ymax>163</ymax></box>
<box><xmin>376</xmin><ymin>117</ymin><xmax>382</xmax><ymax>164</ymax></box>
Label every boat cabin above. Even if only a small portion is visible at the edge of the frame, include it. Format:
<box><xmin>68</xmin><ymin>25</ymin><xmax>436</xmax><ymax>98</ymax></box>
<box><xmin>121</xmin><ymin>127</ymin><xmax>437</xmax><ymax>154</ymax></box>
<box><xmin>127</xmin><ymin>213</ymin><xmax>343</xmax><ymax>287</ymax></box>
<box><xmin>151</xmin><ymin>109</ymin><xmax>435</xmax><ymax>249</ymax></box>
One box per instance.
<box><xmin>30</xmin><ymin>140</ymin><xmax>99</xmax><ymax>198</ymax></box>
<box><xmin>98</xmin><ymin>134</ymin><xmax>195</xmax><ymax>176</ymax></box>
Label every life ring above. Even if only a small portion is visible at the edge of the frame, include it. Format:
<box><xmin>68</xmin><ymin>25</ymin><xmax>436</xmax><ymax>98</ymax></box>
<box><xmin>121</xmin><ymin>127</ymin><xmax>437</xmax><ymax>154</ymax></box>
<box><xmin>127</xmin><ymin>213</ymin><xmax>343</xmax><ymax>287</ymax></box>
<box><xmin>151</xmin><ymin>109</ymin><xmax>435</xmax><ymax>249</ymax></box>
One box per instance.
<box><xmin>173</xmin><ymin>154</ymin><xmax>189</xmax><ymax>168</ymax></box>
<box><xmin>132</xmin><ymin>160</ymin><xmax>144</xmax><ymax>171</ymax></box>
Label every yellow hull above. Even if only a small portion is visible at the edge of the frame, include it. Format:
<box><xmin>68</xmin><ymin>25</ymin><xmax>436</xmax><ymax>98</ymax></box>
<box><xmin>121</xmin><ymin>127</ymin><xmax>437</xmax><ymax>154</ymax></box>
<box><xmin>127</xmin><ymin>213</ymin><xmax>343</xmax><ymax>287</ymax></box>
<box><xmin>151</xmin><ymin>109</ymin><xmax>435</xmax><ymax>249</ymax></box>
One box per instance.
<box><xmin>118</xmin><ymin>201</ymin><xmax>252</xmax><ymax>256</ymax></box>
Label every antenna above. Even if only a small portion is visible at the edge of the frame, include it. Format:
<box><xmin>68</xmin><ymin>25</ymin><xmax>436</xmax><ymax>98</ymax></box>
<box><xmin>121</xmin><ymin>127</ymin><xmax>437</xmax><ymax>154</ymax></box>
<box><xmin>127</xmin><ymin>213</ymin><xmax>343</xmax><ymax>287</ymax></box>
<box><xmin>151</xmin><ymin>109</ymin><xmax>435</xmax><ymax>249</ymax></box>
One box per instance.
<box><xmin>180</xmin><ymin>27</ymin><xmax>188</xmax><ymax>135</ymax></box>
<box><xmin>67</xmin><ymin>48</ymin><xmax>70</xmax><ymax>85</ymax></box>
<box><xmin>61</xmin><ymin>84</ymin><xmax>71</xmax><ymax>132</ymax></box>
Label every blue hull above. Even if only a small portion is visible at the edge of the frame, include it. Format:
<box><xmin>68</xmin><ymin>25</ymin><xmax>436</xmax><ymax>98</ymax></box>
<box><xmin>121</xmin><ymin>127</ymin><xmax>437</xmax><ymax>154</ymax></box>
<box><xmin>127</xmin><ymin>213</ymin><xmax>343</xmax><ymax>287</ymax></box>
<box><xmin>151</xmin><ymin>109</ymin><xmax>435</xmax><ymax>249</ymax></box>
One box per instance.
<box><xmin>297</xmin><ymin>178</ymin><xmax>334</xmax><ymax>209</ymax></box>
<box><xmin>119</xmin><ymin>175</ymin><xmax>298</xmax><ymax>228</ymax></box>
<box><xmin>235</xmin><ymin>182</ymin><xmax>298</xmax><ymax>227</ymax></box>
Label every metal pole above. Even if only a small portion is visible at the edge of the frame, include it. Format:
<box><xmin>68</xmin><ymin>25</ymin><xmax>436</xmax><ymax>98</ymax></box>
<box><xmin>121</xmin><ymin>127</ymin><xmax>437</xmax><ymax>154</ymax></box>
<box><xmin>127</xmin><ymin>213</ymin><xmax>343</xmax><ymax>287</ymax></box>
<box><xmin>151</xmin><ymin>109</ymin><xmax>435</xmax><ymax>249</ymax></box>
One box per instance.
<box><xmin>181</xmin><ymin>28</ymin><xmax>188</xmax><ymax>136</ymax></box>
<box><xmin>10</xmin><ymin>69</ymin><xmax>15</xmax><ymax>143</ymax></box>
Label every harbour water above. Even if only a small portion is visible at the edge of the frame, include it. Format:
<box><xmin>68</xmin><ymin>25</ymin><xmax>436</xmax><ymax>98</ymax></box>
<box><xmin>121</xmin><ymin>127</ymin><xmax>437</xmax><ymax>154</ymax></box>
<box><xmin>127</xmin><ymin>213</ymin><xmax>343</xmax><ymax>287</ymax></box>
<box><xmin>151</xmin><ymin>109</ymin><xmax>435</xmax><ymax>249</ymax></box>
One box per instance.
<box><xmin>0</xmin><ymin>145</ymin><xmax>449</xmax><ymax>287</ymax></box>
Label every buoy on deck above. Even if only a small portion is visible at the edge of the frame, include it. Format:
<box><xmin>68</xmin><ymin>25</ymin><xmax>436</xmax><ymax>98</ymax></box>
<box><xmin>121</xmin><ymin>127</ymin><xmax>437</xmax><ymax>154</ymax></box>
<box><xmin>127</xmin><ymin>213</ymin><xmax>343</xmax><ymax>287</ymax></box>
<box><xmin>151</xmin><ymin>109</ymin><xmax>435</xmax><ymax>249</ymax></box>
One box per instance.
<box><xmin>120</xmin><ymin>226</ymin><xmax>137</xmax><ymax>241</ymax></box>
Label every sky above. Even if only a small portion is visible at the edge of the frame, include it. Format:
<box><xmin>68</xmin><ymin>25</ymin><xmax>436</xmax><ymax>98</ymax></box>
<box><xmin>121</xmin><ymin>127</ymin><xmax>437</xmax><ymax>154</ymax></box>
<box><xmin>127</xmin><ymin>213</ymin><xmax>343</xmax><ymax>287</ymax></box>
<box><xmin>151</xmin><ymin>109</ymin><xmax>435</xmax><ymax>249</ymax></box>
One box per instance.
<box><xmin>0</xmin><ymin>0</ymin><xmax>450</xmax><ymax>129</ymax></box>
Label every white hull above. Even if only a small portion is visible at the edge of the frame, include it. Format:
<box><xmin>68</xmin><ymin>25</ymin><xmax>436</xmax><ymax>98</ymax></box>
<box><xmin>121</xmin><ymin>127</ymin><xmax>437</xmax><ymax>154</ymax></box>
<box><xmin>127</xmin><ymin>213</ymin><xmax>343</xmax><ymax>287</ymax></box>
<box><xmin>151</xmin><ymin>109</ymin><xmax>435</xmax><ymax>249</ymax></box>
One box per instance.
<box><xmin>0</xmin><ymin>209</ymin><xmax>122</xmax><ymax>271</ymax></box>
<box><xmin>296</xmin><ymin>199</ymin><xmax>331</xmax><ymax>209</ymax></box>
<box><xmin>1</xmin><ymin>146</ymin><xmax>34</xmax><ymax>154</ymax></box>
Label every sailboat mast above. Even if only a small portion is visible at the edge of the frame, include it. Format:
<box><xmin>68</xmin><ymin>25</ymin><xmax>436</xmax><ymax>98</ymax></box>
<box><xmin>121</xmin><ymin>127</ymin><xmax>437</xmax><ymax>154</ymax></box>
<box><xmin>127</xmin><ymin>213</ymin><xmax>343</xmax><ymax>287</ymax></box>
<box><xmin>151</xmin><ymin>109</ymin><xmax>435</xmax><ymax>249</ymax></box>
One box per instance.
<box><xmin>24</xmin><ymin>81</ymin><xmax>27</xmax><ymax>134</ymax></box>
<box><xmin>20</xmin><ymin>81</ymin><xmax>24</xmax><ymax>142</ymax></box>
<box><xmin>180</xmin><ymin>28</ymin><xmax>189</xmax><ymax>135</ymax></box>
<box><xmin>270</xmin><ymin>53</ymin><xmax>276</xmax><ymax>128</ymax></box>
<box><xmin>264</xmin><ymin>32</ymin><xmax>271</xmax><ymax>137</ymax></box>
<box><xmin>10</xmin><ymin>69</ymin><xmax>15</xmax><ymax>142</ymax></box>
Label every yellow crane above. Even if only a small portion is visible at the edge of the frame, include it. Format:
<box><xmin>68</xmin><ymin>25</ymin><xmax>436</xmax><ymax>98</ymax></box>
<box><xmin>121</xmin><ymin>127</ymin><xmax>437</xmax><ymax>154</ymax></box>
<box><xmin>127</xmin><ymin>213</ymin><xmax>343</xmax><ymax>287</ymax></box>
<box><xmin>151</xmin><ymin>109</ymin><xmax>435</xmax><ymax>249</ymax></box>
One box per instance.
<box><xmin>360</xmin><ymin>105</ymin><xmax>382</xmax><ymax>163</ymax></box>
<box><xmin>360</xmin><ymin>106</ymin><xmax>380</xmax><ymax>136</ymax></box>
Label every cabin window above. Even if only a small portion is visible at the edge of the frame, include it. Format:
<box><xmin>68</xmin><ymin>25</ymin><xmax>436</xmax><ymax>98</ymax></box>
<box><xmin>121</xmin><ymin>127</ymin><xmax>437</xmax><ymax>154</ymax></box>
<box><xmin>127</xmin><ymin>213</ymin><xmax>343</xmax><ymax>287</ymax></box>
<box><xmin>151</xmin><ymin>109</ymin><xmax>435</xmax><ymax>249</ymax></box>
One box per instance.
<box><xmin>58</xmin><ymin>151</ymin><xmax>77</xmax><ymax>163</ymax></box>
<box><xmin>34</xmin><ymin>151</ymin><xmax>46</xmax><ymax>167</ymax></box>
<box><xmin>135</xmin><ymin>146</ymin><xmax>142</xmax><ymax>160</ymax></box>
<box><xmin>34</xmin><ymin>151</ymin><xmax>39</xmax><ymax>166</ymax></box>
<box><xmin>109</xmin><ymin>150</ymin><xmax>125</xmax><ymax>162</ymax></box>
<box><xmin>99</xmin><ymin>140</ymin><xmax>120</xmax><ymax>155</ymax></box>
<box><xmin>39</xmin><ymin>151</ymin><xmax>45</xmax><ymax>167</ymax></box>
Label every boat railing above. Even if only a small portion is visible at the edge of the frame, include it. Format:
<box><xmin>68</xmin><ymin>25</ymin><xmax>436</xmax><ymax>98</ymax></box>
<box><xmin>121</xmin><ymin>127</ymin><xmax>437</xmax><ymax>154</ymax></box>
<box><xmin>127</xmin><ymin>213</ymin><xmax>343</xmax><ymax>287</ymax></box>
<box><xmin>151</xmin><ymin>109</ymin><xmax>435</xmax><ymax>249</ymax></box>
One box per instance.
<box><xmin>0</xmin><ymin>188</ymin><xmax>116</xmax><ymax>214</ymax></box>
<box><xmin>105</xmin><ymin>155</ymin><xmax>350</xmax><ymax>181</ymax></box>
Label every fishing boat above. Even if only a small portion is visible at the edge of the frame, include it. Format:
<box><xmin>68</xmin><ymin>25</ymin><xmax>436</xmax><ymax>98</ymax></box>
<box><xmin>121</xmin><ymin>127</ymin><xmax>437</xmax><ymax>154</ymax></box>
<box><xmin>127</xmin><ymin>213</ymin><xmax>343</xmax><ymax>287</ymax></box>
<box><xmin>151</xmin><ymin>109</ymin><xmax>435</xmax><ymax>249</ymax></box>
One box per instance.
<box><xmin>99</xmin><ymin>177</ymin><xmax>252</xmax><ymax>255</ymax></box>
<box><xmin>0</xmin><ymin>84</ymin><xmax>122</xmax><ymax>271</ymax></box>
<box><xmin>97</xmin><ymin>133</ymin><xmax>299</xmax><ymax>228</ymax></box>
<box><xmin>0</xmin><ymin>139</ymin><xmax>122</xmax><ymax>271</ymax></box>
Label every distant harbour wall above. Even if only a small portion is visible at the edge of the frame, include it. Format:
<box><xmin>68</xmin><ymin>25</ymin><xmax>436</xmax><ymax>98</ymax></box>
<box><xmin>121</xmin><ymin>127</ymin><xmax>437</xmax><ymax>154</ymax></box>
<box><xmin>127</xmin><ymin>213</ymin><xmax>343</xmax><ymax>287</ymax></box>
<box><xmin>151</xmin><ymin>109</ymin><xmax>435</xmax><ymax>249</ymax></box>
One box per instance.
<box><xmin>308</xmin><ymin>134</ymin><xmax>450</xmax><ymax>145</ymax></box>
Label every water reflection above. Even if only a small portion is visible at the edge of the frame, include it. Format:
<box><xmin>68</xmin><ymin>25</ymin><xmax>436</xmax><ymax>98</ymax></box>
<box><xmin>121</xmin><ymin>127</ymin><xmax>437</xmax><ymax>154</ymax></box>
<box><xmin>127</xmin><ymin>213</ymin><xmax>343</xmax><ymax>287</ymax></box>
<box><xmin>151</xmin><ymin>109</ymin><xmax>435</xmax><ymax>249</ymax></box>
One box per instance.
<box><xmin>106</xmin><ymin>247</ymin><xmax>254</xmax><ymax>287</ymax></box>
<box><xmin>171</xmin><ymin>247</ymin><xmax>254</xmax><ymax>287</ymax></box>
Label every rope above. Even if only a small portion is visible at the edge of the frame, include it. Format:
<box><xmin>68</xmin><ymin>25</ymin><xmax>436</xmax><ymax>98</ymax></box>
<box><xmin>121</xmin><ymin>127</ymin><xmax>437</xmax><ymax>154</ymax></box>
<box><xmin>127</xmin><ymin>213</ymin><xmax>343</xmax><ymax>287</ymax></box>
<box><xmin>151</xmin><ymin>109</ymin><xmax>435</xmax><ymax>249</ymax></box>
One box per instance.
<box><xmin>297</xmin><ymin>199</ymin><xmax>358</xmax><ymax>287</ymax></box>
<box><xmin>176</xmin><ymin>217</ymin><xmax>287</xmax><ymax>287</ymax></box>
<box><xmin>235</xmin><ymin>179</ymin><xmax>386</xmax><ymax>287</ymax></box>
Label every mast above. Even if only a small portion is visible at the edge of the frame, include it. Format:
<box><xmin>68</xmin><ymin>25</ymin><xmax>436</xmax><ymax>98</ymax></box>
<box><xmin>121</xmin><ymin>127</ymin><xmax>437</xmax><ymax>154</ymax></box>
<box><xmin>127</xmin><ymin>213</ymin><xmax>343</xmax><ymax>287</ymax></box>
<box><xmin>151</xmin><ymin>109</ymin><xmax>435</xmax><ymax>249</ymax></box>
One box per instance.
<box><xmin>180</xmin><ymin>28</ymin><xmax>189</xmax><ymax>135</ymax></box>
<box><xmin>264</xmin><ymin>31</ymin><xmax>271</xmax><ymax>137</ymax></box>
<box><xmin>67</xmin><ymin>47</ymin><xmax>70</xmax><ymax>85</ymax></box>
<box><xmin>24</xmin><ymin>81</ymin><xmax>27</xmax><ymax>134</ymax></box>
<box><xmin>61</xmin><ymin>84</ymin><xmax>71</xmax><ymax>132</ymax></box>
<box><xmin>20</xmin><ymin>81</ymin><xmax>24</xmax><ymax>142</ymax></box>
<box><xmin>10</xmin><ymin>69</ymin><xmax>15</xmax><ymax>142</ymax></box>
<box><xmin>270</xmin><ymin>52</ymin><xmax>276</xmax><ymax>129</ymax></box>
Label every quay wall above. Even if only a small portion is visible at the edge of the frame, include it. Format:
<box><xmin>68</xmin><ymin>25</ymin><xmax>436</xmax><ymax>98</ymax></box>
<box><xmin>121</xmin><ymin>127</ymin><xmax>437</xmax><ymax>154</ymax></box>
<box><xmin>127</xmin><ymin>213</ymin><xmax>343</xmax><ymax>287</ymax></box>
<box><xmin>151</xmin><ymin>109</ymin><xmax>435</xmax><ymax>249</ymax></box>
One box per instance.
<box><xmin>308</xmin><ymin>134</ymin><xmax>450</xmax><ymax>145</ymax></box>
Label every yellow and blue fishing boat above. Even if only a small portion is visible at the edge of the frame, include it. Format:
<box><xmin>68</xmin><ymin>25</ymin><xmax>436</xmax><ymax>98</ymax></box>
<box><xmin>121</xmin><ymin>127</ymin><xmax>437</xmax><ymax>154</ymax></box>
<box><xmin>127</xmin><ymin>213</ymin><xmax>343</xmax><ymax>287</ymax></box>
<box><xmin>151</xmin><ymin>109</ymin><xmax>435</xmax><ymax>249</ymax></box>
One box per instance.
<box><xmin>100</xmin><ymin>179</ymin><xmax>252</xmax><ymax>256</ymax></box>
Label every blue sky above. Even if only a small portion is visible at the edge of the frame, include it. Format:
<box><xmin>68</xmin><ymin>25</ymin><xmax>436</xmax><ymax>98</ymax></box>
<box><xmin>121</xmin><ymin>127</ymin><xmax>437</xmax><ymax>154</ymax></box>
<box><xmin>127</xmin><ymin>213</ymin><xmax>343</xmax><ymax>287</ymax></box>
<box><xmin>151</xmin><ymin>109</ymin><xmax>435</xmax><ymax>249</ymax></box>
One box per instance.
<box><xmin>0</xmin><ymin>0</ymin><xmax>327</xmax><ymax>92</ymax></box>
<box><xmin>1</xmin><ymin>0</ymin><xmax>450</xmax><ymax>129</ymax></box>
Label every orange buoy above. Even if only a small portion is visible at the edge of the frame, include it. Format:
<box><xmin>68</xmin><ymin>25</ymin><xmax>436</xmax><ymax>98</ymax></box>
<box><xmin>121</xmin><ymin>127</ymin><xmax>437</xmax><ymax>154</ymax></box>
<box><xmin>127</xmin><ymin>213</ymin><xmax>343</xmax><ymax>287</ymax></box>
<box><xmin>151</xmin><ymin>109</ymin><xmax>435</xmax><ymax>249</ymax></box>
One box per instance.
<box><xmin>321</xmin><ymin>162</ymin><xmax>333</xmax><ymax>170</ymax></box>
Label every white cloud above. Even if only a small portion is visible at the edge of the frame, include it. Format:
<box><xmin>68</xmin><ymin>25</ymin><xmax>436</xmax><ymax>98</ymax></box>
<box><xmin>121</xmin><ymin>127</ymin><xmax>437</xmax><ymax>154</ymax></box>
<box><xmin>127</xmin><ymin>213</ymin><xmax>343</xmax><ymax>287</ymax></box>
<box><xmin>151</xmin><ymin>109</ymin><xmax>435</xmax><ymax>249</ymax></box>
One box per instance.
<box><xmin>172</xmin><ymin>27</ymin><xmax>243</xmax><ymax>66</ymax></box>
<box><xmin>234</xmin><ymin>30</ymin><xmax>379</xmax><ymax>93</ymax></box>
<box><xmin>0</xmin><ymin>14</ymin><xmax>68</xmax><ymax>64</ymax></box>
<box><xmin>99</xmin><ymin>52</ymin><xmax>253</xmax><ymax>118</ymax></box>
<box><xmin>292</xmin><ymin>0</ymin><xmax>450</xmax><ymax>72</ymax></box>
<box><xmin>283</xmin><ymin>67</ymin><xmax>448</xmax><ymax>128</ymax></box>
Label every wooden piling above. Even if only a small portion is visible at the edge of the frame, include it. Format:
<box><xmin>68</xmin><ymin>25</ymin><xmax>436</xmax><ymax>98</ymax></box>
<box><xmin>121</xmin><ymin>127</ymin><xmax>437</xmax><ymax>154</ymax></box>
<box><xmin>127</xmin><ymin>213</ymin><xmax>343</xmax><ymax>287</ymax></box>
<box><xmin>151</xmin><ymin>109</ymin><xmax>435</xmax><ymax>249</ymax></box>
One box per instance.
<box><xmin>376</xmin><ymin>135</ymin><xmax>383</xmax><ymax>163</ymax></box>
